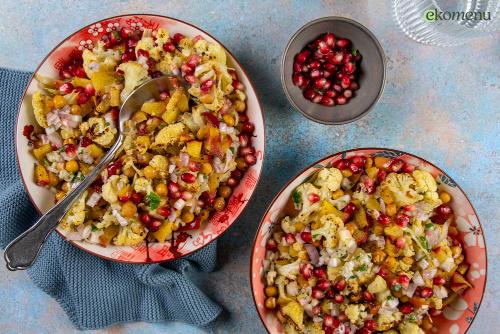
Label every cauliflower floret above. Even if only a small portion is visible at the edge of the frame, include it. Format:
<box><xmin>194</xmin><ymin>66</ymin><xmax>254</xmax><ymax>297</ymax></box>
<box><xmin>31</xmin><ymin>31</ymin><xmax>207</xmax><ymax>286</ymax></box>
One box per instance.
<box><xmin>310</xmin><ymin>214</ymin><xmax>344</xmax><ymax>248</ymax></box>
<box><xmin>414</xmin><ymin>192</ymin><xmax>443</xmax><ymax>221</ymax></box>
<box><xmin>380</xmin><ymin>173</ymin><xmax>423</xmax><ymax>207</ymax></box>
<box><xmin>60</xmin><ymin>191</ymin><xmax>88</xmax><ymax>229</ymax></box>
<box><xmin>95</xmin><ymin>209</ymin><xmax>118</xmax><ymax>229</ymax></box>
<box><xmin>277</xmin><ymin>258</ymin><xmax>302</xmax><ymax>279</ymax></box>
<box><xmin>412</xmin><ymin>170</ymin><xmax>438</xmax><ymax>193</ymax></box>
<box><xmin>399</xmin><ymin>322</ymin><xmax>425</xmax><ymax>334</ymax></box>
<box><xmin>293</xmin><ymin>183</ymin><xmax>323</xmax><ymax>223</ymax></box>
<box><xmin>118</xmin><ymin>62</ymin><xmax>150</xmax><ymax>101</ymax></box>
<box><xmin>113</xmin><ymin>219</ymin><xmax>147</xmax><ymax>246</ymax></box>
<box><xmin>153</xmin><ymin>122</ymin><xmax>185</xmax><ymax>146</ymax></box>
<box><xmin>82</xmin><ymin>47</ymin><xmax>118</xmax><ymax>74</ymax></box>
<box><xmin>368</xmin><ymin>275</ymin><xmax>388</xmax><ymax>294</ymax></box>
<box><xmin>149</xmin><ymin>155</ymin><xmax>168</xmax><ymax>172</ymax></box>
<box><xmin>60</xmin><ymin>126</ymin><xmax>81</xmax><ymax>140</ymax></box>
<box><xmin>314</xmin><ymin>167</ymin><xmax>343</xmax><ymax>192</ymax></box>
<box><xmin>32</xmin><ymin>91</ymin><xmax>52</xmax><ymax>128</ymax></box>
<box><xmin>344</xmin><ymin>304</ymin><xmax>366</xmax><ymax>324</ymax></box>
<box><xmin>133</xmin><ymin>177</ymin><xmax>153</xmax><ymax>194</ymax></box>
<box><xmin>282</xmin><ymin>300</ymin><xmax>304</xmax><ymax>330</ymax></box>
<box><xmin>135</xmin><ymin>34</ymin><xmax>161</xmax><ymax>60</ymax></box>
<box><xmin>87</xmin><ymin>117</ymin><xmax>117</xmax><ymax>148</ymax></box>
<box><xmin>280</xmin><ymin>216</ymin><xmax>295</xmax><ymax>234</ymax></box>
<box><xmin>338</xmin><ymin>227</ymin><xmax>357</xmax><ymax>254</ymax></box>
<box><xmin>102</xmin><ymin>175</ymin><xmax>129</xmax><ymax>204</ymax></box>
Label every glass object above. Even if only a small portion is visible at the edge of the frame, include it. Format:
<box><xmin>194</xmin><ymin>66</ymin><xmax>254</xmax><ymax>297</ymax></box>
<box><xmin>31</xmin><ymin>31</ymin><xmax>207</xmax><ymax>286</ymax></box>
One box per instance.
<box><xmin>394</xmin><ymin>0</ymin><xmax>499</xmax><ymax>46</ymax></box>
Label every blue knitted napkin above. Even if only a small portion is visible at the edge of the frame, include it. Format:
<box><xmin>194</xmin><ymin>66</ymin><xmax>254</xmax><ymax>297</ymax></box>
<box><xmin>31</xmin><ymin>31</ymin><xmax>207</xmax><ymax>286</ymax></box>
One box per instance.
<box><xmin>0</xmin><ymin>68</ymin><xmax>221</xmax><ymax>330</ymax></box>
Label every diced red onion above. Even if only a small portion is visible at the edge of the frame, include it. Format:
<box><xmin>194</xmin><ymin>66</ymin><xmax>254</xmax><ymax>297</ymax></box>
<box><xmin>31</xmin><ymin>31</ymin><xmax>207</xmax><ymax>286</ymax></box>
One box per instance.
<box><xmin>304</xmin><ymin>244</ymin><xmax>320</xmax><ymax>266</ymax></box>
<box><xmin>174</xmin><ymin>199</ymin><xmax>186</xmax><ymax>210</ymax></box>
<box><xmin>47</xmin><ymin>132</ymin><xmax>63</xmax><ymax>148</ymax></box>
<box><xmin>180</xmin><ymin>153</ymin><xmax>190</xmax><ymax>167</ymax></box>
<box><xmin>86</xmin><ymin>192</ymin><xmax>102</xmax><ymax>207</ymax></box>
<box><xmin>422</xmin><ymin>267</ymin><xmax>437</xmax><ymax>280</ymax></box>
<box><xmin>168</xmin><ymin>164</ymin><xmax>176</xmax><ymax>173</ymax></box>
<box><xmin>412</xmin><ymin>271</ymin><xmax>425</xmax><ymax>286</ymax></box>
<box><xmin>112</xmin><ymin>209</ymin><xmax>129</xmax><ymax>226</ymax></box>
<box><xmin>76</xmin><ymin>224</ymin><xmax>92</xmax><ymax>239</ymax></box>
<box><xmin>40</xmin><ymin>134</ymin><xmax>49</xmax><ymax>145</ymax></box>
<box><xmin>433</xmin><ymin>285</ymin><xmax>448</xmax><ymax>299</ymax></box>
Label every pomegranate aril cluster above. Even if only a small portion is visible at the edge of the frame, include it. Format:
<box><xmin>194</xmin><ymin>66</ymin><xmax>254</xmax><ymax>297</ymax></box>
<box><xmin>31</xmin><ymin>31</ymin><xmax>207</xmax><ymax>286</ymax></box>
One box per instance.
<box><xmin>292</xmin><ymin>32</ymin><xmax>361</xmax><ymax>106</ymax></box>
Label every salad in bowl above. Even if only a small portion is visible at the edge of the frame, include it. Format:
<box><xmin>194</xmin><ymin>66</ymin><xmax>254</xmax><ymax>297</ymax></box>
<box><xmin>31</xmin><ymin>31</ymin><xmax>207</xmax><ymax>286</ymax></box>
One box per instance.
<box><xmin>251</xmin><ymin>149</ymin><xmax>485</xmax><ymax>334</ymax></box>
<box><xmin>16</xmin><ymin>15</ymin><xmax>264</xmax><ymax>262</ymax></box>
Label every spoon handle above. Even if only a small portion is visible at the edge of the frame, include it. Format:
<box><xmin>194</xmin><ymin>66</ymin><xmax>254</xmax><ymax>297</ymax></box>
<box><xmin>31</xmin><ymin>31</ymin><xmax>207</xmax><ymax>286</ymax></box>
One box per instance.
<box><xmin>4</xmin><ymin>135</ymin><xmax>123</xmax><ymax>271</ymax></box>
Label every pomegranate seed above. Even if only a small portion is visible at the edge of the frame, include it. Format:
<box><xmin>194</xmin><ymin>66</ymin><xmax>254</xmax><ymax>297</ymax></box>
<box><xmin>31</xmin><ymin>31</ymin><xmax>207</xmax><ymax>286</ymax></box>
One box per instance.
<box><xmin>241</xmin><ymin>122</ymin><xmax>255</xmax><ymax>133</ymax></box>
<box><xmin>131</xmin><ymin>192</ymin><xmax>143</xmax><ymax>204</ymax></box>
<box><xmin>343</xmin><ymin>63</ymin><xmax>356</xmax><ymax>74</ymax></box>
<box><xmin>300</xmin><ymin>231</ymin><xmax>313</xmax><ymax>243</ymax></box>
<box><xmin>364</xmin><ymin>319</ymin><xmax>377</xmax><ymax>331</ymax></box>
<box><xmin>313</xmin><ymin>267</ymin><xmax>327</xmax><ymax>279</ymax></box>
<box><xmin>335</xmin><ymin>279</ymin><xmax>346</xmax><ymax>291</ymax></box>
<box><xmin>378</xmin><ymin>266</ymin><xmax>389</xmax><ymax>278</ymax></box>
<box><xmin>184</xmin><ymin>74</ymin><xmax>196</xmax><ymax>84</ymax></box>
<box><xmin>396</xmin><ymin>213</ymin><xmax>410</xmax><ymax>227</ymax></box>
<box><xmin>293</xmin><ymin>62</ymin><xmax>302</xmax><ymax>73</ymax></box>
<box><xmin>399</xmin><ymin>274</ymin><xmax>410</xmax><ymax>288</ymax></box>
<box><xmin>341</xmin><ymin>76</ymin><xmax>351</xmax><ymax>89</ymax></box>
<box><xmin>420</xmin><ymin>287</ymin><xmax>434</xmax><ymax>298</ymax></box>
<box><xmin>350</xmin><ymin>82</ymin><xmax>359</xmax><ymax>90</ymax></box>
<box><xmin>292</xmin><ymin>73</ymin><xmax>305</xmax><ymax>87</ymax></box>
<box><xmin>400</xmin><ymin>303</ymin><xmax>414</xmax><ymax>314</ymax></box>
<box><xmin>85</xmin><ymin>84</ymin><xmax>95</xmax><ymax>96</ymax></box>
<box><xmin>390</xmin><ymin>159</ymin><xmax>404</xmax><ymax>172</ymax></box>
<box><xmin>402</xmin><ymin>163</ymin><xmax>416</xmax><ymax>173</ymax></box>
<box><xmin>118</xmin><ymin>193</ymin><xmax>130</xmax><ymax>202</ymax></box>
<box><xmin>140</xmin><ymin>213</ymin><xmax>151</xmax><ymax>224</ymax></box>
<box><xmin>395</xmin><ymin>237</ymin><xmax>406</xmax><ymax>249</ymax></box>
<box><xmin>167</xmin><ymin>182</ymin><xmax>180</xmax><ymax>194</ymax></box>
<box><xmin>120</xmin><ymin>27</ymin><xmax>132</xmax><ymax>38</ymax></box>
<box><xmin>106</xmin><ymin>160</ymin><xmax>122</xmax><ymax>176</ymax></box>
<box><xmin>336</xmin><ymin>38</ymin><xmax>349</xmax><ymax>48</ymax></box>
<box><xmin>266</xmin><ymin>239</ymin><xmax>278</xmax><ymax>251</ymax></box>
<box><xmin>110</xmin><ymin>107</ymin><xmax>119</xmax><ymax>122</ymax></box>
<box><xmin>343</xmin><ymin>53</ymin><xmax>353</xmax><ymax>64</ymax></box>
<box><xmin>316</xmin><ymin>278</ymin><xmax>331</xmax><ymax>291</ymax></box>
<box><xmin>433</xmin><ymin>276</ymin><xmax>446</xmax><ymax>286</ymax></box>
<box><xmin>227</xmin><ymin>177</ymin><xmax>239</xmax><ymax>188</ymax></box>
<box><xmin>430</xmin><ymin>308</ymin><xmax>442</xmax><ymax>316</ymax></box>
<box><xmin>181</xmin><ymin>173</ymin><xmax>196</xmax><ymax>183</ymax></box>
<box><xmin>158</xmin><ymin>207</ymin><xmax>171</xmax><ymax>217</ymax></box>
<box><xmin>434</xmin><ymin>204</ymin><xmax>453</xmax><ymax>223</ymax></box>
<box><xmin>127</xmin><ymin>38</ymin><xmax>138</xmax><ymax>48</ymax></box>
<box><xmin>187</xmin><ymin>54</ymin><xmax>201</xmax><ymax>68</ymax></box>
<box><xmin>343</xmin><ymin>89</ymin><xmax>353</xmax><ymax>98</ymax></box>
<box><xmin>378</xmin><ymin>214</ymin><xmax>391</xmax><ymax>226</ymax></box>
<box><xmin>299</xmin><ymin>263</ymin><xmax>313</xmax><ymax>279</ymax></box>
<box><xmin>334</xmin><ymin>159</ymin><xmax>350</xmax><ymax>170</ymax></box>
<box><xmin>310</xmin><ymin>69</ymin><xmax>322</xmax><ymax>79</ymax></box>
<box><xmin>149</xmin><ymin>220</ymin><xmax>162</xmax><ymax>232</ymax></box>
<box><xmin>284</xmin><ymin>233</ymin><xmax>296</xmax><ymax>245</ymax></box>
<box><xmin>333</xmin><ymin>294</ymin><xmax>344</xmax><ymax>303</ymax></box>
<box><xmin>377</xmin><ymin>170</ymin><xmax>387</xmax><ymax>182</ymax></box>
<box><xmin>77</xmin><ymin>93</ymin><xmax>89</xmax><ymax>105</ymax></box>
<box><xmin>121</xmin><ymin>52</ymin><xmax>134</xmax><ymax>62</ymax></box>
<box><xmin>325</xmin><ymin>89</ymin><xmax>336</xmax><ymax>98</ymax></box>
<box><xmin>301</xmin><ymin>64</ymin><xmax>310</xmax><ymax>73</ymax></box>
<box><xmin>73</xmin><ymin>67</ymin><xmax>86</xmax><ymax>78</ymax></box>
<box><xmin>311</xmin><ymin>287</ymin><xmax>325</xmax><ymax>300</ymax></box>
<box><xmin>308</xmin><ymin>193</ymin><xmax>320</xmax><ymax>203</ymax></box>
<box><xmin>232</xmin><ymin>79</ymin><xmax>244</xmax><ymax>90</ymax></box>
<box><xmin>363</xmin><ymin>291</ymin><xmax>375</xmax><ymax>302</ymax></box>
<box><xmin>295</xmin><ymin>50</ymin><xmax>311</xmax><ymax>64</ymax></box>
<box><xmin>312</xmin><ymin>93</ymin><xmax>323</xmax><ymax>103</ymax></box>
<box><xmin>321</xmin><ymin>96</ymin><xmax>334</xmax><ymax>106</ymax></box>
<box><xmin>322</xmin><ymin>70</ymin><xmax>332</xmax><ymax>78</ymax></box>
<box><xmin>309</xmin><ymin>60</ymin><xmax>321</xmax><ymax>69</ymax></box>
<box><xmin>172</xmin><ymin>33</ymin><xmax>185</xmax><ymax>44</ymax></box>
<box><xmin>331</xmin><ymin>52</ymin><xmax>343</xmax><ymax>64</ymax></box>
<box><xmin>137</xmin><ymin>49</ymin><xmax>150</xmax><ymax>59</ymax></box>
<box><xmin>309</xmin><ymin>305</ymin><xmax>320</xmax><ymax>317</ymax></box>
<box><xmin>317</xmin><ymin>41</ymin><xmax>330</xmax><ymax>54</ymax></box>
<box><xmin>358</xmin><ymin>329</ymin><xmax>372</xmax><ymax>334</ymax></box>
<box><xmin>22</xmin><ymin>124</ymin><xmax>34</xmax><ymax>138</ymax></box>
<box><xmin>323</xmin><ymin>314</ymin><xmax>334</xmax><ymax>328</ymax></box>
<box><xmin>351</xmin><ymin>156</ymin><xmax>366</xmax><ymax>167</ymax></box>
<box><xmin>349</xmin><ymin>163</ymin><xmax>360</xmax><ymax>173</ymax></box>
<box><xmin>231</xmin><ymin>169</ymin><xmax>243</xmax><ymax>179</ymax></box>
<box><xmin>59</xmin><ymin>82</ymin><xmax>74</xmax><ymax>94</ymax></box>
<box><xmin>344</xmin><ymin>202</ymin><xmax>356</xmax><ymax>214</ymax></box>
<box><xmin>239</xmin><ymin>146</ymin><xmax>255</xmax><ymax>156</ymax></box>
<box><xmin>314</xmin><ymin>78</ymin><xmax>327</xmax><ymax>89</ymax></box>
<box><xmin>65</xmin><ymin>144</ymin><xmax>76</xmax><ymax>155</ymax></box>
<box><xmin>333</xmin><ymin>84</ymin><xmax>343</xmax><ymax>93</ymax></box>
<box><xmin>323</xmin><ymin>33</ymin><xmax>336</xmax><ymax>46</ymax></box>
<box><xmin>335</xmin><ymin>96</ymin><xmax>347</xmax><ymax>105</ymax></box>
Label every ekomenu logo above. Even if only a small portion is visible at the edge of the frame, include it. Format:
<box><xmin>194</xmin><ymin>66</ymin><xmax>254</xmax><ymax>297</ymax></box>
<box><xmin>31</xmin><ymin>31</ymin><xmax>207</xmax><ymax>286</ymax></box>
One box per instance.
<box><xmin>424</xmin><ymin>8</ymin><xmax>491</xmax><ymax>22</ymax></box>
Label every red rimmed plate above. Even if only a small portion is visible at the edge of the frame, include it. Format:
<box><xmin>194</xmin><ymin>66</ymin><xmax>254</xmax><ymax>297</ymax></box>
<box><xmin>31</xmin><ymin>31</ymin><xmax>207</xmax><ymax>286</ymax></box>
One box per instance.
<box><xmin>15</xmin><ymin>14</ymin><xmax>265</xmax><ymax>263</ymax></box>
<box><xmin>250</xmin><ymin>148</ymin><xmax>486</xmax><ymax>334</ymax></box>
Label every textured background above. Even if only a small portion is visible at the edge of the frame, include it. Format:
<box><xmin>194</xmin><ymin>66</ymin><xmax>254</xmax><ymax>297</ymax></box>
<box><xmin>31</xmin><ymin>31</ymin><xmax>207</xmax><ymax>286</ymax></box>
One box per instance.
<box><xmin>0</xmin><ymin>0</ymin><xmax>498</xmax><ymax>333</ymax></box>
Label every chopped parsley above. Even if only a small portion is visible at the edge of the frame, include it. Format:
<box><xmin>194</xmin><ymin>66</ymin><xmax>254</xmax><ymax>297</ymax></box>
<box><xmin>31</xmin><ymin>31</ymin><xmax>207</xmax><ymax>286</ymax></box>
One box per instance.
<box><xmin>408</xmin><ymin>314</ymin><xmax>417</xmax><ymax>322</ymax></box>
<box><xmin>91</xmin><ymin>226</ymin><xmax>98</xmax><ymax>232</ymax></box>
<box><xmin>312</xmin><ymin>234</ymin><xmax>320</xmax><ymax>240</ymax></box>
<box><xmin>292</xmin><ymin>190</ymin><xmax>301</xmax><ymax>205</ymax></box>
<box><xmin>419</xmin><ymin>236</ymin><xmax>431</xmax><ymax>252</ymax></box>
<box><xmin>104</xmin><ymin>121</ymin><xmax>110</xmax><ymax>127</ymax></box>
<box><xmin>43</xmin><ymin>158</ymin><xmax>50</xmax><ymax>166</ymax></box>
<box><xmin>425</xmin><ymin>223</ymin><xmax>434</xmax><ymax>229</ymax></box>
<box><xmin>392</xmin><ymin>284</ymin><xmax>402</xmax><ymax>291</ymax></box>
<box><xmin>358</xmin><ymin>264</ymin><xmax>367</xmax><ymax>272</ymax></box>
<box><xmin>352</xmin><ymin>49</ymin><xmax>358</xmax><ymax>56</ymax></box>
<box><xmin>349</xmin><ymin>275</ymin><xmax>358</xmax><ymax>280</ymax></box>
<box><xmin>230</xmin><ymin>147</ymin><xmax>236</xmax><ymax>154</ymax></box>
<box><xmin>387</xmin><ymin>295</ymin><xmax>395</xmax><ymax>300</ymax></box>
<box><xmin>146</xmin><ymin>192</ymin><xmax>161</xmax><ymax>210</ymax></box>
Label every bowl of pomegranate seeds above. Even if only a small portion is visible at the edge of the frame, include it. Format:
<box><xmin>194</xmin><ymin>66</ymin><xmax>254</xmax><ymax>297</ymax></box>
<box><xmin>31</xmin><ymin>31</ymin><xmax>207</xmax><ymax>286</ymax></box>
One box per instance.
<box><xmin>251</xmin><ymin>148</ymin><xmax>486</xmax><ymax>334</ymax></box>
<box><xmin>282</xmin><ymin>17</ymin><xmax>386</xmax><ymax>124</ymax></box>
<box><xmin>15</xmin><ymin>14</ymin><xmax>265</xmax><ymax>263</ymax></box>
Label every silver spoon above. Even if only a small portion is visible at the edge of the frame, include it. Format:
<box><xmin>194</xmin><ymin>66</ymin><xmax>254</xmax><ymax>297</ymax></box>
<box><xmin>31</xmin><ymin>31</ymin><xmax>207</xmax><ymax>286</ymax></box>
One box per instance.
<box><xmin>4</xmin><ymin>76</ymin><xmax>184</xmax><ymax>270</ymax></box>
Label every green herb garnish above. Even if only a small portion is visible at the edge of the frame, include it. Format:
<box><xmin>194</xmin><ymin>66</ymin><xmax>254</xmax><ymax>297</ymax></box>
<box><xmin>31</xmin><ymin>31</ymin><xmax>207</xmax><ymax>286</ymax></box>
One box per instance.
<box><xmin>91</xmin><ymin>226</ymin><xmax>98</xmax><ymax>232</ymax></box>
<box><xmin>419</xmin><ymin>236</ymin><xmax>430</xmax><ymax>252</ymax></box>
<box><xmin>392</xmin><ymin>284</ymin><xmax>402</xmax><ymax>291</ymax></box>
<box><xmin>43</xmin><ymin>158</ymin><xmax>50</xmax><ymax>166</ymax></box>
<box><xmin>312</xmin><ymin>234</ymin><xmax>320</xmax><ymax>240</ymax></box>
<box><xmin>349</xmin><ymin>275</ymin><xmax>358</xmax><ymax>280</ymax></box>
<box><xmin>146</xmin><ymin>192</ymin><xmax>161</xmax><ymax>210</ymax></box>
<box><xmin>408</xmin><ymin>314</ymin><xmax>417</xmax><ymax>322</ymax></box>
<box><xmin>292</xmin><ymin>191</ymin><xmax>301</xmax><ymax>205</ymax></box>
<box><xmin>358</xmin><ymin>264</ymin><xmax>367</xmax><ymax>272</ymax></box>
<box><xmin>352</xmin><ymin>49</ymin><xmax>358</xmax><ymax>56</ymax></box>
<box><xmin>425</xmin><ymin>223</ymin><xmax>434</xmax><ymax>229</ymax></box>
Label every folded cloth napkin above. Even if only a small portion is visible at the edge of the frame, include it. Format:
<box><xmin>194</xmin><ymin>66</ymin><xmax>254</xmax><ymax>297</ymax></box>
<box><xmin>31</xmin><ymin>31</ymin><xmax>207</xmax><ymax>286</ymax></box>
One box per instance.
<box><xmin>0</xmin><ymin>68</ymin><xmax>221</xmax><ymax>330</ymax></box>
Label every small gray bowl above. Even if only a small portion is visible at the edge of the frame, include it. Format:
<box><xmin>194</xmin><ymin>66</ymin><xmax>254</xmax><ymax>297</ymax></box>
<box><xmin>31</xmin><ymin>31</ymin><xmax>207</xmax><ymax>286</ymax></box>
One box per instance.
<box><xmin>281</xmin><ymin>17</ymin><xmax>386</xmax><ymax>125</ymax></box>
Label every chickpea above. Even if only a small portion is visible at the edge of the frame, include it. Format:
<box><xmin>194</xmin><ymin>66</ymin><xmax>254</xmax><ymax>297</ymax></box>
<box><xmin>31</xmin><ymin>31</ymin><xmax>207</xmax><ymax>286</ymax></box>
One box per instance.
<box><xmin>276</xmin><ymin>310</ymin><xmax>286</xmax><ymax>323</ymax></box>
<box><xmin>61</xmin><ymin>182</ymin><xmax>70</xmax><ymax>192</ymax></box>
<box><xmin>123</xmin><ymin>166</ymin><xmax>135</xmax><ymax>178</ymax></box>
<box><xmin>341</xmin><ymin>170</ymin><xmax>353</xmax><ymax>177</ymax></box>
<box><xmin>143</xmin><ymin>165</ymin><xmax>156</xmax><ymax>179</ymax></box>
<box><xmin>222</xmin><ymin>114</ymin><xmax>235</xmax><ymax>127</ymax></box>
<box><xmin>200</xmin><ymin>162</ymin><xmax>213</xmax><ymax>174</ymax></box>
<box><xmin>132</xmin><ymin>111</ymin><xmax>147</xmax><ymax>123</ymax></box>
<box><xmin>332</xmin><ymin>189</ymin><xmax>344</xmax><ymax>199</ymax></box>
<box><xmin>439</xmin><ymin>191</ymin><xmax>451</xmax><ymax>203</ymax></box>
<box><xmin>63</xmin><ymin>138</ymin><xmax>75</xmax><ymax>146</ymax></box>
<box><xmin>181</xmin><ymin>211</ymin><xmax>195</xmax><ymax>223</ymax></box>
<box><xmin>155</xmin><ymin>183</ymin><xmax>168</xmax><ymax>197</ymax></box>
<box><xmin>422</xmin><ymin>317</ymin><xmax>433</xmax><ymax>331</ymax></box>
<box><xmin>55</xmin><ymin>191</ymin><xmax>66</xmax><ymax>202</ymax></box>
<box><xmin>265</xmin><ymin>286</ymin><xmax>278</xmax><ymax>297</ymax></box>
<box><xmin>121</xmin><ymin>201</ymin><xmax>137</xmax><ymax>218</ymax></box>
<box><xmin>48</xmin><ymin>172</ymin><xmax>59</xmax><ymax>187</ymax></box>
<box><xmin>264</xmin><ymin>297</ymin><xmax>276</xmax><ymax>309</ymax></box>
<box><xmin>365</xmin><ymin>157</ymin><xmax>373</xmax><ymax>169</ymax></box>
<box><xmin>137</xmin><ymin>152</ymin><xmax>153</xmax><ymax>165</ymax></box>
<box><xmin>46</xmin><ymin>98</ymin><xmax>54</xmax><ymax>110</ymax></box>
<box><xmin>196</xmin><ymin>127</ymin><xmax>207</xmax><ymax>140</ymax></box>
<box><xmin>218</xmin><ymin>185</ymin><xmax>232</xmax><ymax>199</ymax></box>
<box><xmin>199</xmin><ymin>209</ymin><xmax>210</xmax><ymax>221</ymax></box>
<box><xmin>213</xmin><ymin>197</ymin><xmax>225</xmax><ymax>212</ymax></box>
<box><xmin>234</xmin><ymin>100</ymin><xmax>246</xmax><ymax>113</ymax></box>
<box><xmin>53</xmin><ymin>95</ymin><xmax>66</xmax><ymax>109</ymax></box>
<box><xmin>70</xmin><ymin>105</ymin><xmax>82</xmax><ymax>115</ymax></box>
<box><xmin>65</xmin><ymin>160</ymin><xmax>79</xmax><ymax>173</ymax></box>
<box><xmin>199</xmin><ymin>94</ymin><xmax>214</xmax><ymax>104</ymax></box>
<box><xmin>386</xmin><ymin>203</ymin><xmax>397</xmax><ymax>216</ymax></box>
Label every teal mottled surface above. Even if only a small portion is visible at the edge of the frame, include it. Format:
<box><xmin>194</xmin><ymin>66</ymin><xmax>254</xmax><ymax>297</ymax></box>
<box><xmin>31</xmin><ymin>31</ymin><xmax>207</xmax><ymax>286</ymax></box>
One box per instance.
<box><xmin>0</xmin><ymin>0</ymin><xmax>499</xmax><ymax>333</ymax></box>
